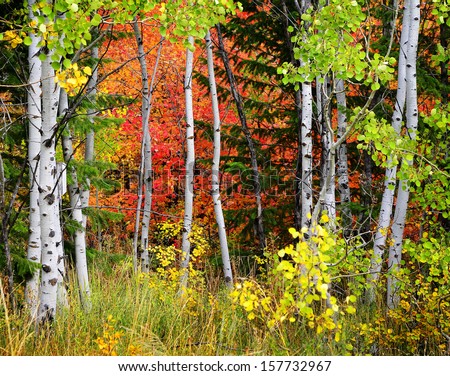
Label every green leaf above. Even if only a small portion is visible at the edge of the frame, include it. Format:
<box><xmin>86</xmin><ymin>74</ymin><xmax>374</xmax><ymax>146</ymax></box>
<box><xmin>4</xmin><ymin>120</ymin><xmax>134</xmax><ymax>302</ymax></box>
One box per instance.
<box><xmin>43</xmin><ymin>6</ymin><xmax>53</xmax><ymax>16</ymax></box>
<box><xmin>91</xmin><ymin>13</ymin><xmax>102</xmax><ymax>26</ymax></box>
<box><xmin>24</xmin><ymin>36</ymin><xmax>33</xmax><ymax>46</ymax></box>
<box><xmin>63</xmin><ymin>58</ymin><xmax>72</xmax><ymax>69</ymax></box>
<box><xmin>51</xmin><ymin>61</ymin><xmax>61</xmax><ymax>70</ymax></box>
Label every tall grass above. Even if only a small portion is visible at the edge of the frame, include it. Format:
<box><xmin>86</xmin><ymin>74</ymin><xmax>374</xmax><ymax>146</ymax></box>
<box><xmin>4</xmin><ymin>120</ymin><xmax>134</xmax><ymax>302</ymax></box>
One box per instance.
<box><xmin>1</xmin><ymin>257</ymin><xmax>448</xmax><ymax>356</ymax></box>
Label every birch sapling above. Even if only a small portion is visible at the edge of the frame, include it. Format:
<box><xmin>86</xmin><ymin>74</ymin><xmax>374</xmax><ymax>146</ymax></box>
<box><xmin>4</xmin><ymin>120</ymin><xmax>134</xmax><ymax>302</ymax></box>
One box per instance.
<box><xmin>206</xmin><ymin>29</ymin><xmax>233</xmax><ymax>287</ymax></box>
<box><xmin>60</xmin><ymin>89</ymin><xmax>90</xmax><ymax>309</ymax></box>
<box><xmin>180</xmin><ymin>36</ymin><xmax>196</xmax><ymax>292</ymax></box>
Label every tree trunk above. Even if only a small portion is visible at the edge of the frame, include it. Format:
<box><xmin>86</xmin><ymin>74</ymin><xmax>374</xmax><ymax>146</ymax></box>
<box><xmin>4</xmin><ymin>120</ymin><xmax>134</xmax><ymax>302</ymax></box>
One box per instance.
<box><xmin>216</xmin><ymin>24</ymin><xmax>266</xmax><ymax>250</ymax></box>
<box><xmin>180</xmin><ymin>36</ymin><xmax>196</xmax><ymax>291</ymax></box>
<box><xmin>25</xmin><ymin>0</ymin><xmax>42</xmax><ymax>318</ymax></box>
<box><xmin>301</xmin><ymin>78</ymin><xmax>313</xmax><ymax>231</ymax></box>
<box><xmin>320</xmin><ymin>76</ymin><xmax>336</xmax><ymax>225</ymax></box>
<box><xmin>387</xmin><ymin>0</ymin><xmax>420</xmax><ymax>309</ymax></box>
<box><xmin>38</xmin><ymin>52</ymin><xmax>61</xmax><ymax>323</ymax></box>
<box><xmin>60</xmin><ymin>90</ymin><xmax>90</xmax><ymax>309</ymax></box>
<box><xmin>336</xmin><ymin>78</ymin><xmax>352</xmax><ymax>237</ymax></box>
<box><xmin>206</xmin><ymin>30</ymin><xmax>233</xmax><ymax>288</ymax></box>
<box><xmin>55</xmin><ymin>161</ymin><xmax>68</xmax><ymax>310</ymax></box>
<box><xmin>367</xmin><ymin>1</ymin><xmax>410</xmax><ymax>303</ymax></box>
<box><xmin>132</xmin><ymin>19</ymin><xmax>163</xmax><ymax>273</ymax></box>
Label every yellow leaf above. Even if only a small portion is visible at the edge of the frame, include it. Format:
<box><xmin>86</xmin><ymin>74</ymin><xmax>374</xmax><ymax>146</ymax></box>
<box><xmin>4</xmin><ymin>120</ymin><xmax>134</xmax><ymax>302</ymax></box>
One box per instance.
<box><xmin>83</xmin><ymin>66</ymin><xmax>92</xmax><ymax>75</ymax></box>
<box><xmin>335</xmin><ymin>332</ymin><xmax>341</xmax><ymax>342</ymax></box>
<box><xmin>321</xmin><ymin>213</ymin><xmax>329</xmax><ymax>223</ymax></box>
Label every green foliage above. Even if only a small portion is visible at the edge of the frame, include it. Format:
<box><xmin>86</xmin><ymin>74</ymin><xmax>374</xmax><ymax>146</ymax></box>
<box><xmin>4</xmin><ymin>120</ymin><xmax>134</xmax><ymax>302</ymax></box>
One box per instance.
<box><xmin>278</xmin><ymin>0</ymin><xmax>395</xmax><ymax>87</ymax></box>
<box><xmin>355</xmin><ymin>233</ymin><xmax>450</xmax><ymax>355</ymax></box>
<box><xmin>355</xmin><ymin>109</ymin><xmax>416</xmax><ymax>169</ymax></box>
<box><xmin>432</xmin><ymin>0</ymin><xmax>450</xmax><ymax>26</ymax></box>
<box><xmin>82</xmin><ymin>207</ymin><xmax>124</xmax><ymax>233</ymax></box>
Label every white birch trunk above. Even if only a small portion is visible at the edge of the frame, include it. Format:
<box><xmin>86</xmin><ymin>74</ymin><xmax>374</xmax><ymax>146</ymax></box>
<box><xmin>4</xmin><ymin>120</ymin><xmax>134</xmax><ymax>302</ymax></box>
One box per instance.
<box><xmin>133</xmin><ymin>20</ymin><xmax>162</xmax><ymax>273</ymax></box>
<box><xmin>180</xmin><ymin>36</ymin><xmax>195</xmax><ymax>291</ymax></box>
<box><xmin>55</xmin><ymin>162</ymin><xmax>68</xmax><ymax>309</ymax></box>
<box><xmin>387</xmin><ymin>0</ymin><xmax>420</xmax><ymax>309</ymax></box>
<box><xmin>367</xmin><ymin>2</ymin><xmax>410</xmax><ymax>302</ymax></box>
<box><xmin>206</xmin><ymin>30</ymin><xmax>233</xmax><ymax>288</ymax></box>
<box><xmin>321</xmin><ymin>77</ymin><xmax>336</xmax><ymax>225</ymax></box>
<box><xmin>60</xmin><ymin>90</ymin><xmax>90</xmax><ymax>308</ymax></box>
<box><xmin>336</xmin><ymin>79</ymin><xmax>351</xmax><ymax>236</ymax></box>
<box><xmin>38</xmin><ymin>53</ymin><xmax>61</xmax><ymax>322</ymax></box>
<box><xmin>301</xmin><ymin>79</ymin><xmax>313</xmax><ymax>230</ymax></box>
<box><xmin>25</xmin><ymin>0</ymin><xmax>42</xmax><ymax>318</ymax></box>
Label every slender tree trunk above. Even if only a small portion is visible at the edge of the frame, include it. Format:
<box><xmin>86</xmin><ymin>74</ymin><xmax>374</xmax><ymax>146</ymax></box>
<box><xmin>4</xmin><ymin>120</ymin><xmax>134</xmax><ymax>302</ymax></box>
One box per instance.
<box><xmin>301</xmin><ymin>78</ymin><xmax>313</xmax><ymax>231</ymax></box>
<box><xmin>336</xmin><ymin>79</ymin><xmax>352</xmax><ymax>237</ymax></box>
<box><xmin>55</xmin><ymin>161</ymin><xmax>68</xmax><ymax>309</ymax></box>
<box><xmin>38</xmin><ymin>52</ymin><xmax>61</xmax><ymax>323</ymax></box>
<box><xmin>387</xmin><ymin>0</ymin><xmax>420</xmax><ymax>309</ymax></box>
<box><xmin>320</xmin><ymin>76</ymin><xmax>336</xmax><ymax>225</ymax></box>
<box><xmin>367</xmin><ymin>1</ymin><xmax>410</xmax><ymax>303</ymax></box>
<box><xmin>180</xmin><ymin>36</ymin><xmax>196</xmax><ymax>291</ymax></box>
<box><xmin>206</xmin><ymin>30</ymin><xmax>233</xmax><ymax>288</ymax></box>
<box><xmin>216</xmin><ymin>24</ymin><xmax>266</xmax><ymax>250</ymax></box>
<box><xmin>60</xmin><ymin>90</ymin><xmax>90</xmax><ymax>309</ymax></box>
<box><xmin>25</xmin><ymin>0</ymin><xmax>42</xmax><ymax>318</ymax></box>
<box><xmin>133</xmin><ymin>19</ymin><xmax>163</xmax><ymax>273</ymax></box>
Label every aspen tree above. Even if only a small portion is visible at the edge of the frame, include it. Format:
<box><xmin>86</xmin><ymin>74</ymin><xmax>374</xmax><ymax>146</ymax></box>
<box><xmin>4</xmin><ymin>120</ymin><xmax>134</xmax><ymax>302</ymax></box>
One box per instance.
<box><xmin>180</xmin><ymin>36</ymin><xmax>196</xmax><ymax>291</ymax></box>
<box><xmin>25</xmin><ymin>0</ymin><xmax>42</xmax><ymax>318</ymax></box>
<box><xmin>132</xmin><ymin>18</ymin><xmax>163</xmax><ymax>273</ymax></box>
<box><xmin>38</xmin><ymin>51</ymin><xmax>61</xmax><ymax>322</ymax></box>
<box><xmin>206</xmin><ymin>29</ymin><xmax>233</xmax><ymax>287</ymax></box>
<box><xmin>367</xmin><ymin>1</ymin><xmax>410</xmax><ymax>303</ymax></box>
<box><xmin>387</xmin><ymin>0</ymin><xmax>420</xmax><ymax>309</ymax></box>
<box><xmin>336</xmin><ymin>79</ymin><xmax>352</xmax><ymax>237</ymax></box>
<box><xmin>60</xmin><ymin>89</ymin><xmax>90</xmax><ymax>309</ymax></box>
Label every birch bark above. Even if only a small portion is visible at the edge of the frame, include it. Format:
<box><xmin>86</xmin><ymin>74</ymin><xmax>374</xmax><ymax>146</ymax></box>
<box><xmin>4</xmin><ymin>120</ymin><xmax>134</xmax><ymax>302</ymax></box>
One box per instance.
<box><xmin>180</xmin><ymin>36</ymin><xmax>196</xmax><ymax>291</ymax></box>
<box><xmin>38</xmin><ymin>52</ymin><xmax>61</xmax><ymax>322</ymax></box>
<box><xmin>206</xmin><ymin>30</ymin><xmax>233</xmax><ymax>287</ymax></box>
<box><xmin>25</xmin><ymin>0</ymin><xmax>42</xmax><ymax>317</ymax></box>
<box><xmin>301</xmin><ymin>78</ymin><xmax>313</xmax><ymax>230</ymax></box>
<box><xmin>387</xmin><ymin>0</ymin><xmax>420</xmax><ymax>309</ymax></box>
<box><xmin>132</xmin><ymin>19</ymin><xmax>162</xmax><ymax>273</ymax></box>
<box><xmin>367</xmin><ymin>1</ymin><xmax>410</xmax><ymax>302</ymax></box>
<box><xmin>336</xmin><ymin>79</ymin><xmax>351</xmax><ymax>237</ymax></box>
<box><xmin>60</xmin><ymin>90</ymin><xmax>90</xmax><ymax>309</ymax></box>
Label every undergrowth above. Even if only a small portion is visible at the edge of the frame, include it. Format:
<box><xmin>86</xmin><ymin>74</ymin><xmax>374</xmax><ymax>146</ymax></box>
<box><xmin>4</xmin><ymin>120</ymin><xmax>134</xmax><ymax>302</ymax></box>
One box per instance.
<box><xmin>1</xmin><ymin>220</ymin><xmax>449</xmax><ymax>356</ymax></box>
